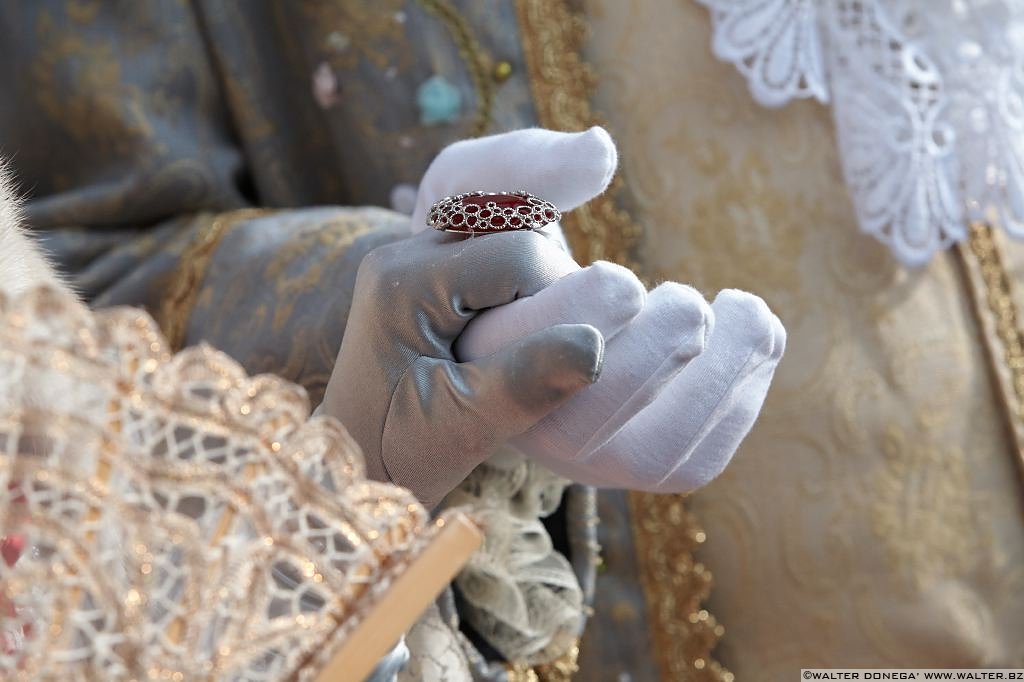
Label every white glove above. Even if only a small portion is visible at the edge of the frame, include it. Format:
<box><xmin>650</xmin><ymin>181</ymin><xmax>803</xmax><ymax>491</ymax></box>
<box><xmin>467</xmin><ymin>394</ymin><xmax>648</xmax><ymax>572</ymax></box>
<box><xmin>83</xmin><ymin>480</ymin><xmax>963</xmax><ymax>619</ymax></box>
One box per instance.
<box><xmin>410</xmin><ymin>126</ymin><xmax>617</xmax><ymax>249</ymax></box>
<box><xmin>410</xmin><ymin>127</ymin><xmax>785</xmax><ymax>493</ymax></box>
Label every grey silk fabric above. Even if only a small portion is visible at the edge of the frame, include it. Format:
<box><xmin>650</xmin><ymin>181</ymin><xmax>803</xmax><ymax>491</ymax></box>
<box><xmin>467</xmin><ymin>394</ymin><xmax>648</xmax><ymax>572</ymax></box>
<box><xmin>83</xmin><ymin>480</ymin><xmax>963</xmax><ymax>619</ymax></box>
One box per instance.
<box><xmin>0</xmin><ymin>1</ymin><xmax>535</xmax><ymax>229</ymax></box>
<box><xmin>321</xmin><ymin>228</ymin><xmax>604</xmax><ymax>508</ymax></box>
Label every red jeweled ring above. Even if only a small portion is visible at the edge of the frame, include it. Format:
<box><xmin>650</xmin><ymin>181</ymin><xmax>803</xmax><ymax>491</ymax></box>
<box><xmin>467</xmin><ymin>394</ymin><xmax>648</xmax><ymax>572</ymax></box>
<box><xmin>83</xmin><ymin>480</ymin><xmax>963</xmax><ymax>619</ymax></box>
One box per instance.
<box><xmin>428</xmin><ymin>191</ymin><xmax>561</xmax><ymax>234</ymax></box>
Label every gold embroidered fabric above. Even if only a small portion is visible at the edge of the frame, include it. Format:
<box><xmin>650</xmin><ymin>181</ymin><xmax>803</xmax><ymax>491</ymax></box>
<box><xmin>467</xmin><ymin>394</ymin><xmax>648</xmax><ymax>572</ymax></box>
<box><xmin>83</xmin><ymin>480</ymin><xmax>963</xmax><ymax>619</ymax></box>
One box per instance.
<box><xmin>628</xmin><ymin>494</ymin><xmax>730</xmax><ymax>682</ymax></box>
<box><xmin>506</xmin><ymin>644</ymin><xmax>580</xmax><ymax>682</ymax></box>
<box><xmin>170</xmin><ymin>207</ymin><xmax>408</xmax><ymax>406</ymax></box>
<box><xmin>515</xmin><ymin>0</ymin><xmax>644</xmax><ymax>273</ymax></box>
<box><xmin>582</xmin><ymin>0</ymin><xmax>1024</xmax><ymax>677</ymax></box>
<box><xmin>414</xmin><ymin>0</ymin><xmax>496</xmax><ymax>137</ymax></box>
<box><xmin>160</xmin><ymin>208</ymin><xmax>275</xmax><ymax>352</ymax></box>
<box><xmin>957</xmin><ymin>225</ymin><xmax>1024</xmax><ymax>482</ymax></box>
<box><xmin>0</xmin><ymin>285</ymin><xmax>453</xmax><ymax>680</ymax></box>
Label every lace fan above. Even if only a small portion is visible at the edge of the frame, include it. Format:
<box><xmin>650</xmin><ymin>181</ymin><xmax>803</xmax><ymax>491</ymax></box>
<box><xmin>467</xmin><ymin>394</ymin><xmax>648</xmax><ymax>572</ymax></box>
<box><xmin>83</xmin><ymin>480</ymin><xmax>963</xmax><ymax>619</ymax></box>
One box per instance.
<box><xmin>0</xmin><ymin>286</ymin><xmax>480</xmax><ymax>681</ymax></box>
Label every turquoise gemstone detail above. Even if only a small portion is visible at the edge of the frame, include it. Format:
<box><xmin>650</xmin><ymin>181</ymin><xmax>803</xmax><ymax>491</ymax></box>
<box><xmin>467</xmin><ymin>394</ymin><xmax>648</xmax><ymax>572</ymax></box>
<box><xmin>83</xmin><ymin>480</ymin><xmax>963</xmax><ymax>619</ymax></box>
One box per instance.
<box><xmin>416</xmin><ymin>75</ymin><xmax>462</xmax><ymax>126</ymax></box>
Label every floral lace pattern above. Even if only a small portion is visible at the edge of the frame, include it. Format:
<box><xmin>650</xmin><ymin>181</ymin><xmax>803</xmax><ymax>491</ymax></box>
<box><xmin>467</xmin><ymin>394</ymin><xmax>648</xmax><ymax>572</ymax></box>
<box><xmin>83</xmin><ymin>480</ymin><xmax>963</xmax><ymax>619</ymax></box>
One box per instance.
<box><xmin>826</xmin><ymin>0</ymin><xmax>964</xmax><ymax>265</ymax></box>
<box><xmin>695</xmin><ymin>0</ymin><xmax>1024</xmax><ymax>266</ymax></box>
<box><xmin>0</xmin><ymin>287</ymin><xmax>439</xmax><ymax>680</ymax></box>
<box><xmin>698</xmin><ymin>0</ymin><xmax>828</xmax><ymax>107</ymax></box>
<box><xmin>902</xmin><ymin>0</ymin><xmax>1024</xmax><ymax>240</ymax></box>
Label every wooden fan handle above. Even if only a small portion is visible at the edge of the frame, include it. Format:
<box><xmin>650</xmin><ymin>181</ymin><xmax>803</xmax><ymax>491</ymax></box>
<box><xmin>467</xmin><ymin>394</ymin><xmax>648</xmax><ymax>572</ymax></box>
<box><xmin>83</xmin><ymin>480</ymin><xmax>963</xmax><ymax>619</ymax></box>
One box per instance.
<box><xmin>313</xmin><ymin>513</ymin><xmax>482</xmax><ymax>682</ymax></box>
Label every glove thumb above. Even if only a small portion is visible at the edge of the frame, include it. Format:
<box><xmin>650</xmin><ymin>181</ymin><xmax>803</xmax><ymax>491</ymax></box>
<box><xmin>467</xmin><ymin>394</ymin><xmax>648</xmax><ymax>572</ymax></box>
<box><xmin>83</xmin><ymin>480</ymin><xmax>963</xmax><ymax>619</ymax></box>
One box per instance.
<box><xmin>382</xmin><ymin>323</ymin><xmax>604</xmax><ymax>507</ymax></box>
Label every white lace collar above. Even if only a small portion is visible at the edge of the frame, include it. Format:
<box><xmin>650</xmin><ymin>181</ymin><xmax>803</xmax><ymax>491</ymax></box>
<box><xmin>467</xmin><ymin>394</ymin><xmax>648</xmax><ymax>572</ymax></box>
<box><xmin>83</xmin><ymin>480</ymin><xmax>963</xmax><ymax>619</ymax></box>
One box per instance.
<box><xmin>697</xmin><ymin>0</ymin><xmax>1024</xmax><ymax>267</ymax></box>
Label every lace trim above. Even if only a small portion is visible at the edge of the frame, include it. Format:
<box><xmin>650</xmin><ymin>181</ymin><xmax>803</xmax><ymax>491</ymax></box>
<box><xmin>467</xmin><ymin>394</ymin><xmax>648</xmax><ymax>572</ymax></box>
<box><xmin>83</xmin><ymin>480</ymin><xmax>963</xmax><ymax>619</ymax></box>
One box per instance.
<box><xmin>697</xmin><ymin>0</ymin><xmax>828</xmax><ymax>107</ymax></box>
<box><xmin>694</xmin><ymin>0</ymin><xmax>1024</xmax><ymax>266</ymax></box>
<box><xmin>826</xmin><ymin>0</ymin><xmax>965</xmax><ymax>265</ymax></box>
<box><xmin>444</xmin><ymin>454</ymin><xmax>583</xmax><ymax>667</ymax></box>
<box><xmin>0</xmin><ymin>286</ymin><xmax>446</xmax><ymax>679</ymax></box>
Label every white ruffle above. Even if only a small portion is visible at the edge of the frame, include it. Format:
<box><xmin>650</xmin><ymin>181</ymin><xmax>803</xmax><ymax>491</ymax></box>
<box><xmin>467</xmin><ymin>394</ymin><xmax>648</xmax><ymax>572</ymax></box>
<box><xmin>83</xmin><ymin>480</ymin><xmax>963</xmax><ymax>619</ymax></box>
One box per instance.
<box><xmin>440</xmin><ymin>446</ymin><xmax>584</xmax><ymax>666</ymax></box>
<box><xmin>696</xmin><ymin>0</ymin><xmax>1024</xmax><ymax>266</ymax></box>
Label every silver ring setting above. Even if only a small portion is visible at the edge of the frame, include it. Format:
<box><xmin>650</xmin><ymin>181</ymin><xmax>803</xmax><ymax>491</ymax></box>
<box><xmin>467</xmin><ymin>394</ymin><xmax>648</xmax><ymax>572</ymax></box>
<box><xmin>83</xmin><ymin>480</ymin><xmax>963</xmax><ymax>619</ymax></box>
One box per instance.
<box><xmin>427</xmin><ymin>191</ymin><xmax>561</xmax><ymax>234</ymax></box>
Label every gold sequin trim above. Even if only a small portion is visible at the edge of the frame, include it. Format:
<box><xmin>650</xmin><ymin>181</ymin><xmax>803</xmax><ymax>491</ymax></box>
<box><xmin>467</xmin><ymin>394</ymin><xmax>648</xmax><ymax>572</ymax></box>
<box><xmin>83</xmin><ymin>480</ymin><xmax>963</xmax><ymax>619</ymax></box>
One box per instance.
<box><xmin>506</xmin><ymin>644</ymin><xmax>580</xmax><ymax>682</ymax></box>
<box><xmin>628</xmin><ymin>494</ymin><xmax>731</xmax><ymax>682</ymax></box>
<box><xmin>515</xmin><ymin>1</ymin><xmax>726</xmax><ymax>678</ymax></box>
<box><xmin>956</xmin><ymin>222</ymin><xmax>1024</xmax><ymax>482</ymax></box>
<box><xmin>158</xmin><ymin>208</ymin><xmax>274</xmax><ymax>351</ymax></box>
<box><xmin>514</xmin><ymin>0</ymin><xmax>643</xmax><ymax>272</ymax></box>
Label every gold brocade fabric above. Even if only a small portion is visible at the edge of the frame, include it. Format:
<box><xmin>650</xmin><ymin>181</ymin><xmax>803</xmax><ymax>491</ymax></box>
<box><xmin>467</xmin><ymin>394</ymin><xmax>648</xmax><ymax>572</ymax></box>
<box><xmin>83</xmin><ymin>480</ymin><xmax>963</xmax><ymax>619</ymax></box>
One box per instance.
<box><xmin>581</xmin><ymin>0</ymin><xmax>1024</xmax><ymax>677</ymax></box>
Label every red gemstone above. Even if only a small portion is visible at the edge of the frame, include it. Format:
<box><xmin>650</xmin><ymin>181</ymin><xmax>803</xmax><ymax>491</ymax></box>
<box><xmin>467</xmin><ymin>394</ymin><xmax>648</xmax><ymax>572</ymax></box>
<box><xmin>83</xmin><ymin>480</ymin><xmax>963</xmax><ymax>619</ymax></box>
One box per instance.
<box><xmin>492</xmin><ymin>215</ymin><xmax>506</xmax><ymax>227</ymax></box>
<box><xmin>1</xmin><ymin>535</ymin><xmax>23</xmax><ymax>567</ymax></box>
<box><xmin>462</xmin><ymin>193</ymin><xmax>530</xmax><ymax>210</ymax></box>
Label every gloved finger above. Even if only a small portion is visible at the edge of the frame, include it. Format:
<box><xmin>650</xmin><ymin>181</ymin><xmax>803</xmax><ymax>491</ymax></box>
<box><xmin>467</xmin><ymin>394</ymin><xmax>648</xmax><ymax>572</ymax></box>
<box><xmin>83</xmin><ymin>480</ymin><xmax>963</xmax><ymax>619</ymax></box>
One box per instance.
<box><xmin>513</xmin><ymin>281</ymin><xmax>713</xmax><ymax>471</ymax></box>
<box><xmin>580</xmin><ymin>289</ymin><xmax>784</xmax><ymax>492</ymax></box>
<box><xmin>666</xmin><ymin>312</ymin><xmax>786</xmax><ymax>490</ymax></box>
<box><xmin>454</xmin><ymin>260</ymin><xmax>647</xmax><ymax>362</ymax></box>
<box><xmin>410</xmin><ymin>126</ymin><xmax>618</xmax><ymax>233</ymax></box>
<box><xmin>381</xmin><ymin>228</ymin><xmax>580</xmax><ymax>317</ymax></box>
<box><xmin>382</xmin><ymin>323</ymin><xmax>604</xmax><ymax>507</ymax></box>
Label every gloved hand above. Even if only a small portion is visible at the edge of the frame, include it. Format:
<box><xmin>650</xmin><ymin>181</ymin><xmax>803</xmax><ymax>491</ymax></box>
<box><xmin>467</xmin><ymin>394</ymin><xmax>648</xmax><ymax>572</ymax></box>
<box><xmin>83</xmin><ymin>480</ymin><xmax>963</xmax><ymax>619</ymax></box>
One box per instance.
<box><xmin>411</xmin><ymin>127</ymin><xmax>786</xmax><ymax>493</ymax></box>
<box><xmin>319</xmin><ymin>227</ymin><xmax>605</xmax><ymax>509</ymax></box>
